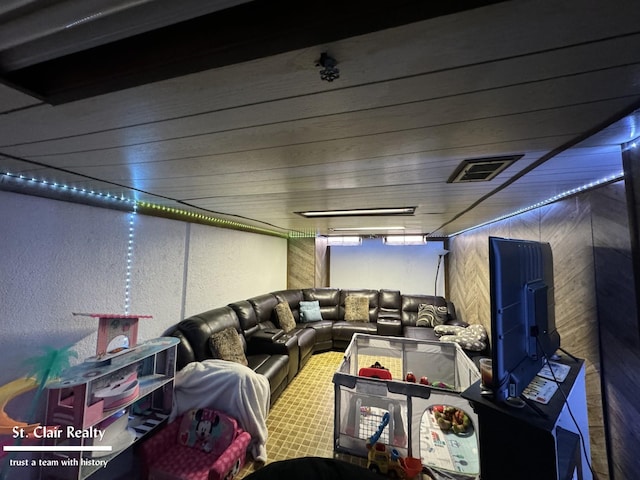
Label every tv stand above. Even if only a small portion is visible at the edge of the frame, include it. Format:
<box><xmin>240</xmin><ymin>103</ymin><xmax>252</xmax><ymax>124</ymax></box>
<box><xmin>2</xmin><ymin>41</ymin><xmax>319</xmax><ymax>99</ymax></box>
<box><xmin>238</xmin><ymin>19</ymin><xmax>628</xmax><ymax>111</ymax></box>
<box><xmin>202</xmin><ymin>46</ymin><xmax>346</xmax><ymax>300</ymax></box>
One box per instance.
<box><xmin>503</xmin><ymin>396</ymin><xmax>526</xmax><ymax>409</ymax></box>
<box><xmin>461</xmin><ymin>358</ymin><xmax>591</xmax><ymax>480</ymax></box>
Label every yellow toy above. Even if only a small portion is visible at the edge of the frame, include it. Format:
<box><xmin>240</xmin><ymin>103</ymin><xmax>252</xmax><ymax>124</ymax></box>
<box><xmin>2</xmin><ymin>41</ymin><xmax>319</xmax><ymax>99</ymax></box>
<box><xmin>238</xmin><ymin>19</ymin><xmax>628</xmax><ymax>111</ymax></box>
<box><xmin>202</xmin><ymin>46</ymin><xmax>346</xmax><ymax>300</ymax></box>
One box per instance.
<box><xmin>366</xmin><ymin>412</ymin><xmax>422</xmax><ymax>479</ymax></box>
<box><xmin>0</xmin><ymin>377</ymin><xmax>39</xmax><ymax>436</ymax></box>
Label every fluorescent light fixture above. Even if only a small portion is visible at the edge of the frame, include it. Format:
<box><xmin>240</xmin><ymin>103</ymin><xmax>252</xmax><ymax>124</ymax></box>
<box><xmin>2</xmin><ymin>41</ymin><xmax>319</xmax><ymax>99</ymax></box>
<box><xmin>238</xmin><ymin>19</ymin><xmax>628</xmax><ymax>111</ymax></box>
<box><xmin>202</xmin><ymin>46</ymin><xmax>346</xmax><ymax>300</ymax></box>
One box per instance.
<box><xmin>327</xmin><ymin>236</ymin><xmax>362</xmax><ymax>246</ymax></box>
<box><xmin>297</xmin><ymin>207</ymin><xmax>416</xmax><ymax>218</ymax></box>
<box><xmin>329</xmin><ymin>226</ymin><xmax>406</xmax><ymax>232</ymax></box>
<box><xmin>383</xmin><ymin>235</ymin><xmax>426</xmax><ymax>246</ymax></box>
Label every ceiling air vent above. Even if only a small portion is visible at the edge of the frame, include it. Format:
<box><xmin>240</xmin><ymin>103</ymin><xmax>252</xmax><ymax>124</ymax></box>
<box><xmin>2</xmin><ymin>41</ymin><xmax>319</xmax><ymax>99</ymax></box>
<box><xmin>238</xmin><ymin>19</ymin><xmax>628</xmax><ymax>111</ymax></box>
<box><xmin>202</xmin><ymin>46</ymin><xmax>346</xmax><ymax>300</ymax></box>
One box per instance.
<box><xmin>447</xmin><ymin>154</ymin><xmax>523</xmax><ymax>183</ymax></box>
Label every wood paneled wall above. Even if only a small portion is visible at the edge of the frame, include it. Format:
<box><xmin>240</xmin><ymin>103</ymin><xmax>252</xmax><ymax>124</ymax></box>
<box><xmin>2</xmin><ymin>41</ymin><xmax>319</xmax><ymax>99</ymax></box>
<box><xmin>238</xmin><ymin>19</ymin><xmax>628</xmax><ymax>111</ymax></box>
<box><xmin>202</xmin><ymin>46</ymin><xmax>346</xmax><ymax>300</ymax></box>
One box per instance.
<box><xmin>591</xmin><ymin>183</ymin><xmax>640</xmax><ymax>480</ymax></box>
<box><xmin>287</xmin><ymin>237</ymin><xmax>329</xmax><ymax>289</ymax></box>
<box><xmin>448</xmin><ymin>181</ymin><xmax>640</xmax><ymax>479</ymax></box>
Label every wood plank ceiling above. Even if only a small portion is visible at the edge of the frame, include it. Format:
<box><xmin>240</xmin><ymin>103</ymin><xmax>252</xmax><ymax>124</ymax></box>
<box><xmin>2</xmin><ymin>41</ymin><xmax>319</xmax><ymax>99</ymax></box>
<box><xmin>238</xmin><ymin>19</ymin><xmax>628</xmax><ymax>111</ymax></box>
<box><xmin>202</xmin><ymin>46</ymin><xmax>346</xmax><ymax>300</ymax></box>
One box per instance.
<box><xmin>0</xmin><ymin>0</ymin><xmax>639</xmax><ymax>237</ymax></box>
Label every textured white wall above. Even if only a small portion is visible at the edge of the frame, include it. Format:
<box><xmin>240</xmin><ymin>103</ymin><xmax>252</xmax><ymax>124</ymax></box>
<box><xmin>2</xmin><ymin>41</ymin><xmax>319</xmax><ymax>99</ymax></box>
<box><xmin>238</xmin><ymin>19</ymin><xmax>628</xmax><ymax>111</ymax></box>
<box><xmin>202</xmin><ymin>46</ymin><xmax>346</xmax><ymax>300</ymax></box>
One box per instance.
<box><xmin>329</xmin><ymin>237</ymin><xmax>447</xmax><ymax>295</ymax></box>
<box><xmin>0</xmin><ymin>191</ymin><xmax>287</xmax><ymax>386</ymax></box>
<box><xmin>184</xmin><ymin>223</ymin><xmax>287</xmax><ymax>316</ymax></box>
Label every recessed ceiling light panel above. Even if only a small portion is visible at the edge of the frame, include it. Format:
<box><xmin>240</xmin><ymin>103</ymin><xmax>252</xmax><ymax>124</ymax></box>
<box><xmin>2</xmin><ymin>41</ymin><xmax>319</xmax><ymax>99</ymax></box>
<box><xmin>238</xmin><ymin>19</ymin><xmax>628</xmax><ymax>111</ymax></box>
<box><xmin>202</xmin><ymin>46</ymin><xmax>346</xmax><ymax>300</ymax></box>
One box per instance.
<box><xmin>326</xmin><ymin>236</ymin><xmax>362</xmax><ymax>246</ymax></box>
<box><xmin>383</xmin><ymin>235</ymin><xmax>426</xmax><ymax>245</ymax></box>
<box><xmin>296</xmin><ymin>207</ymin><xmax>416</xmax><ymax>218</ymax></box>
<box><xmin>329</xmin><ymin>226</ymin><xmax>406</xmax><ymax>232</ymax></box>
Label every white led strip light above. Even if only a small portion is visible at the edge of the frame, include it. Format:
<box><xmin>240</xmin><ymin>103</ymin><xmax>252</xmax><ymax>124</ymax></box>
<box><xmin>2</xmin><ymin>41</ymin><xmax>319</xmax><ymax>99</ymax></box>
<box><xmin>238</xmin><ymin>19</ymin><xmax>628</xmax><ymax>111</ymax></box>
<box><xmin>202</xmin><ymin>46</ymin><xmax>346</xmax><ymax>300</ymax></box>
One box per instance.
<box><xmin>124</xmin><ymin>204</ymin><xmax>137</xmax><ymax>315</ymax></box>
<box><xmin>449</xmin><ymin>171</ymin><xmax>625</xmax><ymax>237</ymax></box>
<box><xmin>0</xmin><ymin>171</ymin><xmax>135</xmax><ymax>204</ymax></box>
<box><xmin>1</xmin><ymin>171</ymin><xmax>138</xmax><ymax>312</ymax></box>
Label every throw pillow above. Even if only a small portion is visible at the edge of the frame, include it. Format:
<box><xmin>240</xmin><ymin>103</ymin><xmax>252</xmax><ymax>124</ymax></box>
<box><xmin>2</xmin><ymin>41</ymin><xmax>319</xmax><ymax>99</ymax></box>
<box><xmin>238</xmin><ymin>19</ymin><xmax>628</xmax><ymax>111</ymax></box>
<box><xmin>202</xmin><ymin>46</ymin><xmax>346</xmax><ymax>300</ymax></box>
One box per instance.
<box><xmin>177</xmin><ymin>408</ymin><xmax>238</xmax><ymax>455</ymax></box>
<box><xmin>417</xmin><ymin>304</ymin><xmax>448</xmax><ymax>327</ymax></box>
<box><xmin>275</xmin><ymin>302</ymin><xmax>297</xmax><ymax>333</ymax></box>
<box><xmin>299</xmin><ymin>300</ymin><xmax>323</xmax><ymax>323</ymax></box>
<box><xmin>416</xmin><ymin>304</ymin><xmax>436</xmax><ymax>327</ymax></box>
<box><xmin>209</xmin><ymin>327</ymin><xmax>248</xmax><ymax>366</ymax></box>
<box><xmin>437</xmin><ymin>324</ymin><xmax>488</xmax><ymax>352</ymax></box>
<box><xmin>434</xmin><ymin>305</ymin><xmax>449</xmax><ymax>325</ymax></box>
<box><xmin>344</xmin><ymin>295</ymin><xmax>369</xmax><ymax>322</ymax></box>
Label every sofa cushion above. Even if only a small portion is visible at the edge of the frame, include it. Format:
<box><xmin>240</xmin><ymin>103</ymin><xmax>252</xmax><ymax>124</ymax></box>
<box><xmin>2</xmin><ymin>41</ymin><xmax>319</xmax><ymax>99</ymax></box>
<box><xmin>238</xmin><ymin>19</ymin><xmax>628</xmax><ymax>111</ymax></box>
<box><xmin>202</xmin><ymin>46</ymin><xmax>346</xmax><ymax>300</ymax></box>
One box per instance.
<box><xmin>167</xmin><ymin>328</ymin><xmax>196</xmax><ymax>370</ymax></box>
<box><xmin>332</xmin><ymin>321</ymin><xmax>378</xmax><ymax>345</ymax></box>
<box><xmin>249</xmin><ymin>293</ymin><xmax>279</xmax><ymax>324</ymax></box>
<box><xmin>247</xmin><ymin>353</ymin><xmax>289</xmax><ymax>401</ymax></box>
<box><xmin>209</xmin><ymin>327</ymin><xmax>248</xmax><ymax>366</ymax></box>
<box><xmin>229</xmin><ymin>300</ymin><xmax>260</xmax><ymax>337</ymax></box>
<box><xmin>306</xmin><ymin>320</ymin><xmax>334</xmax><ymax>351</ymax></box>
<box><xmin>275</xmin><ymin>302</ymin><xmax>296</xmax><ymax>333</ymax></box>
<box><xmin>376</xmin><ymin>317</ymin><xmax>402</xmax><ymax>336</ymax></box>
<box><xmin>299</xmin><ymin>301</ymin><xmax>323</xmax><ymax>322</ymax></box>
<box><xmin>403</xmin><ymin>325</ymin><xmax>439</xmax><ymax>342</ymax></box>
<box><xmin>289</xmin><ymin>326</ymin><xmax>318</xmax><ymax>368</ymax></box>
<box><xmin>378</xmin><ymin>289</ymin><xmax>402</xmax><ymax>321</ymax></box>
<box><xmin>344</xmin><ymin>295</ymin><xmax>369</xmax><ymax>322</ymax></box>
<box><xmin>303</xmin><ymin>288</ymin><xmax>340</xmax><ymax>320</ymax></box>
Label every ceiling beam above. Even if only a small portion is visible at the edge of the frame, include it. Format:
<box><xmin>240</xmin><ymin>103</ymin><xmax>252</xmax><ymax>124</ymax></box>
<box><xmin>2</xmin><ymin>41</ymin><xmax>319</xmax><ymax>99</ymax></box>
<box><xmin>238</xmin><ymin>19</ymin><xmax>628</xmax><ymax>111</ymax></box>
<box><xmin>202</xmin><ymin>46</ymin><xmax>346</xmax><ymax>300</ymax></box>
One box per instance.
<box><xmin>0</xmin><ymin>0</ymin><xmax>505</xmax><ymax>104</ymax></box>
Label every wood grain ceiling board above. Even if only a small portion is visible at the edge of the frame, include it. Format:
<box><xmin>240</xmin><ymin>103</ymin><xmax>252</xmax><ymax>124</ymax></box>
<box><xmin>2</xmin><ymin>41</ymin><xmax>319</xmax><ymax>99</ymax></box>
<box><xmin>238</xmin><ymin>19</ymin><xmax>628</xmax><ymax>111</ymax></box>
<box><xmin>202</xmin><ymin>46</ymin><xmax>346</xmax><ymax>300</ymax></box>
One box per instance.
<box><xmin>2</xmin><ymin>3</ymin><xmax>639</xmax><ymax>144</ymax></box>
<box><xmin>0</xmin><ymin>0</ymin><xmax>506</xmax><ymax>103</ymax></box>
<box><xmin>0</xmin><ymin>0</ymin><xmax>640</xmax><ymax>235</ymax></box>
<box><xmin>436</xmin><ymin>146</ymin><xmax>625</xmax><ymax>236</ymax></box>
<box><xmin>5</xmin><ymin>59</ymin><xmax>639</xmax><ymax>163</ymax></box>
<box><xmin>14</xmin><ymin>99</ymin><xmax>629</xmax><ymax>190</ymax></box>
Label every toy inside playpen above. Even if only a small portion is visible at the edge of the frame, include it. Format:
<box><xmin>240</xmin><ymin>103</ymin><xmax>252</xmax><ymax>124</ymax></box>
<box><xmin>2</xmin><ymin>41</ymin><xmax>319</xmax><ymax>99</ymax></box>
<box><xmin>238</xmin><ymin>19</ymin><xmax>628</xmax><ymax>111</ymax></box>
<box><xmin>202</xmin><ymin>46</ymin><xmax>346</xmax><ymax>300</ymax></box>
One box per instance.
<box><xmin>333</xmin><ymin>334</ymin><xmax>482</xmax><ymax>480</ymax></box>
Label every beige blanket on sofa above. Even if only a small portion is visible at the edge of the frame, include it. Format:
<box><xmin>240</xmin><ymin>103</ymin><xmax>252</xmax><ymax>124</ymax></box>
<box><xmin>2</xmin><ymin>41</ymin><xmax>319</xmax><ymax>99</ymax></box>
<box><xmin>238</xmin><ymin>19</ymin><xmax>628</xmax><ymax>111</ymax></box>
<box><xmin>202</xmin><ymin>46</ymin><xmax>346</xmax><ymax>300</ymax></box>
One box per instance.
<box><xmin>170</xmin><ymin>359</ymin><xmax>271</xmax><ymax>462</ymax></box>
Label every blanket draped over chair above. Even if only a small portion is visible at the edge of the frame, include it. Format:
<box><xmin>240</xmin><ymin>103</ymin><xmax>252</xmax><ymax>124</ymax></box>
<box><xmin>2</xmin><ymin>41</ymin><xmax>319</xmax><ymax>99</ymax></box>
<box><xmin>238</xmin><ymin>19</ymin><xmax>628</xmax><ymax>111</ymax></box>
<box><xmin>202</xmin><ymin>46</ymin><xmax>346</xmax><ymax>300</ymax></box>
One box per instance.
<box><xmin>170</xmin><ymin>359</ymin><xmax>271</xmax><ymax>462</ymax></box>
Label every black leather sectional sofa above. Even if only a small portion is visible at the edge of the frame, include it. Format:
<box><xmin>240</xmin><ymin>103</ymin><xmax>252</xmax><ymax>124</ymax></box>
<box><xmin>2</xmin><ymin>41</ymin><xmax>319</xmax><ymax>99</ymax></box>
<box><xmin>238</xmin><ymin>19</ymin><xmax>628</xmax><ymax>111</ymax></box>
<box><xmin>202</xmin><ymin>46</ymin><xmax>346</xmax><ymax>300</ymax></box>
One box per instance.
<box><xmin>165</xmin><ymin>288</ymin><xmax>467</xmax><ymax>405</ymax></box>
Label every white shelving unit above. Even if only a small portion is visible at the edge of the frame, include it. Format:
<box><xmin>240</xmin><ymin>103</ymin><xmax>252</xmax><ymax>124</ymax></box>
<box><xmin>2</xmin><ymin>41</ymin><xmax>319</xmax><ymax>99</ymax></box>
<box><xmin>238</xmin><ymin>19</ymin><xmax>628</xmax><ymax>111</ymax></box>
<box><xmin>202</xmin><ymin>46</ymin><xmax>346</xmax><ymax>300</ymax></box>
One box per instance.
<box><xmin>41</xmin><ymin>337</ymin><xmax>179</xmax><ymax>479</ymax></box>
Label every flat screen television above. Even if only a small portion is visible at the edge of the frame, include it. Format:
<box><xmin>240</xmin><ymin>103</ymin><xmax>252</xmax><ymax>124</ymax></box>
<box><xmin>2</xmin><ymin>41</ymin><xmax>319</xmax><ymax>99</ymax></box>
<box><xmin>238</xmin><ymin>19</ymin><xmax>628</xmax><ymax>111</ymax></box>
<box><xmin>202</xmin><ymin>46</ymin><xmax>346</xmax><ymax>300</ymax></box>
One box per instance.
<box><xmin>488</xmin><ymin>236</ymin><xmax>561</xmax><ymax>404</ymax></box>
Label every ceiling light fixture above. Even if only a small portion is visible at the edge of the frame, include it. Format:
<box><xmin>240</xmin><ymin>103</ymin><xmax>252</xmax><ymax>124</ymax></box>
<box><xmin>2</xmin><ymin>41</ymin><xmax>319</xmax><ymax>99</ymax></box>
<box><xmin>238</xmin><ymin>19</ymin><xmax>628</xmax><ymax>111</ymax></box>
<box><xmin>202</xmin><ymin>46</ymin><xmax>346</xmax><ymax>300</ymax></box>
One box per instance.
<box><xmin>383</xmin><ymin>235</ymin><xmax>426</xmax><ymax>246</ymax></box>
<box><xmin>327</xmin><ymin>236</ymin><xmax>362</xmax><ymax>246</ymax></box>
<box><xmin>297</xmin><ymin>207</ymin><xmax>416</xmax><ymax>218</ymax></box>
<box><xmin>329</xmin><ymin>226</ymin><xmax>406</xmax><ymax>232</ymax></box>
<box><xmin>316</xmin><ymin>52</ymin><xmax>340</xmax><ymax>82</ymax></box>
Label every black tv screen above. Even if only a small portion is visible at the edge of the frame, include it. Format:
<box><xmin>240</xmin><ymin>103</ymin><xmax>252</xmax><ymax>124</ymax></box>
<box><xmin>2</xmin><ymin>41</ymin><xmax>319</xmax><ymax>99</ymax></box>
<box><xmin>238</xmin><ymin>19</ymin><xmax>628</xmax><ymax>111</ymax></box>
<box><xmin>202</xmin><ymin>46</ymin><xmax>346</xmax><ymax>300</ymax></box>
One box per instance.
<box><xmin>489</xmin><ymin>236</ymin><xmax>561</xmax><ymax>403</ymax></box>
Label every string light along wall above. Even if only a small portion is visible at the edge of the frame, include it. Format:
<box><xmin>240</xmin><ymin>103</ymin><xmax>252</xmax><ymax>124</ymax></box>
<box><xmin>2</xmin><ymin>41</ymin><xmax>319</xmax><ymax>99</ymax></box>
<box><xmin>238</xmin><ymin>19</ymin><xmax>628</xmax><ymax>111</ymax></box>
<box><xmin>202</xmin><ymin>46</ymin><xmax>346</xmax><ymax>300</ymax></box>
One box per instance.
<box><xmin>288</xmin><ymin>229</ymin><xmax>317</xmax><ymax>239</ymax></box>
<box><xmin>136</xmin><ymin>201</ymin><xmax>288</xmax><ymax>238</ymax></box>
<box><xmin>124</xmin><ymin>203</ymin><xmax>137</xmax><ymax>315</ymax></box>
<box><xmin>1</xmin><ymin>171</ymin><xmax>292</xmax><ymax>315</ymax></box>
<box><xmin>448</xmin><ymin>171</ymin><xmax>625</xmax><ymax>237</ymax></box>
<box><xmin>3</xmin><ymin>164</ymin><xmax>630</xmax><ymax>264</ymax></box>
<box><xmin>0</xmin><ymin>171</ymin><xmax>136</xmax><ymax>208</ymax></box>
<box><xmin>0</xmin><ymin>170</ymin><xmax>140</xmax><ymax>313</ymax></box>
